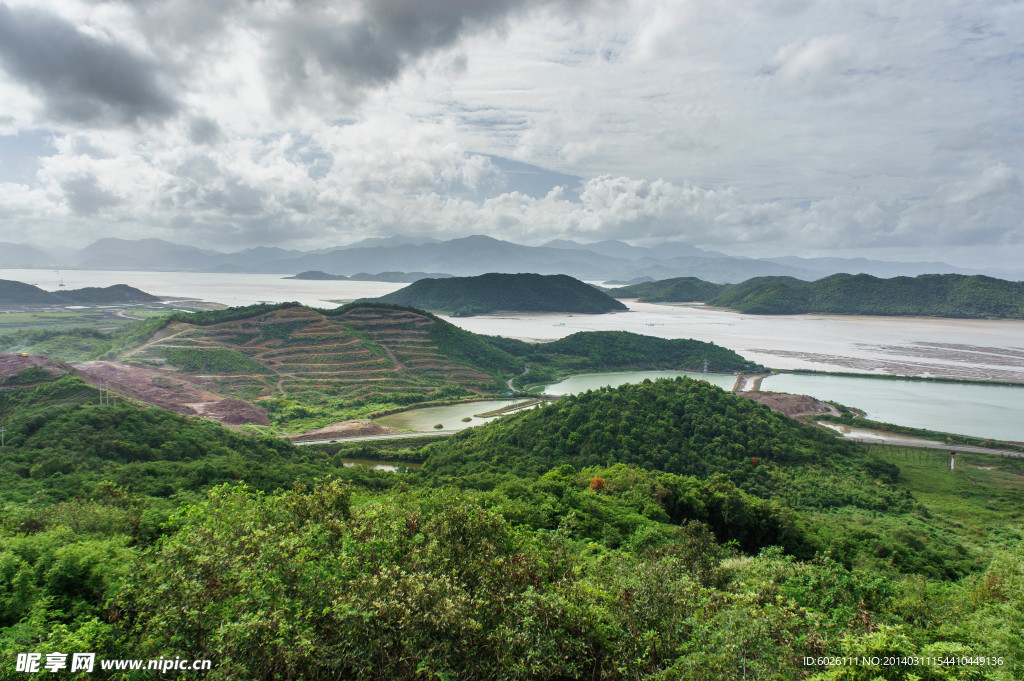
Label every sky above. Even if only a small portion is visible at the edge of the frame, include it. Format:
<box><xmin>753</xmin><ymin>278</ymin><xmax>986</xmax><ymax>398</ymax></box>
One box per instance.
<box><xmin>0</xmin><ymin>0</ymin><xmax>1022</xmax><ymax>269</ymax></box>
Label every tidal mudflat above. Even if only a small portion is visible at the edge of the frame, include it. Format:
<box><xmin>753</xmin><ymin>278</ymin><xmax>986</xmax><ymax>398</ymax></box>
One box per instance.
<box><xmin>443</xmin><ymin>302</ymin><xmax>1024</xmax><ymax>383</ymax></box>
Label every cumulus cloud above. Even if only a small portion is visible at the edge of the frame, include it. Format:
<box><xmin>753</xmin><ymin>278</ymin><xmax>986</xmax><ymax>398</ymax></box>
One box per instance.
<box><xmin>0</xmin><ymin>0</ymin><xmax>1021</xmax><ymax>270</ymax></box>
<box><xmin>20</xmin><ymin>113</ymin><xmax>1021</xmax><ymax>259</ymax></box>
<box><xmin>0</xmin><ymin>3</ymin><xmax>177</xmax><ymax>125</ymax></box>
<box><xmin>59</xmin><ymin>174</ymin><xmax>121</xmax><ymax>215</ymax></box>
<box><xmin>188</xmin><ymin>117</ymin><xmax>221</xmax><ymax>146</ymax></box>
<box><xmin>256</xmin><ymin>0</ymin><xmax>599</xmax><ymax>112</ymax></box>
<box><xmin>771</xmin><ymin>34</ymin><xmax>863</xmax><ymax>94</ymax></box>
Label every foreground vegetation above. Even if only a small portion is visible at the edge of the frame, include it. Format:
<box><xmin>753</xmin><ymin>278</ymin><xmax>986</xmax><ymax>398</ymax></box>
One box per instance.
<box><xmin>1</xmin><ymin>369</ymin><xmax>1021</xmax><ymax>679</ymax></box>
<box><xmin>615</xmin><ymin>272</ymin><xmax>1024</xmax><ymax>318</ymax></box>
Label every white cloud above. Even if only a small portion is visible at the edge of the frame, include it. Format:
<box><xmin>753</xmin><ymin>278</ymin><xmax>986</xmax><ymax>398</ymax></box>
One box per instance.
<box><xmin>0</xmin><ymin>0</ymin><xmax>1020</xmax><ymax>269</ymax></box>
<box><xmin>772</xmin><ymin>34</ymin><xmax>861</xmax><ymax>94</ymax></box>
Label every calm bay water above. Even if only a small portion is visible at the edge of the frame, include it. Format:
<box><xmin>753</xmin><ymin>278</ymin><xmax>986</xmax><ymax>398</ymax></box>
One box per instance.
<box><xmin>0</xmin><ymin>269</ymin><xmax>404</xmax><ymax>308</ymax></box>
<box><xmin>443</xmin><ymin>302</ymin><xmax>1024</xmax><ymax>383</ymax></box>
<box><xmin>762</xmin><ymin>373</ymin><xmax>1024</xmax><ymax>442</ymax></box>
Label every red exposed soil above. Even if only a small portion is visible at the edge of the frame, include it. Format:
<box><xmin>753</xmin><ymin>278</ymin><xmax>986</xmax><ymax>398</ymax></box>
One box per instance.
<box><xmin>736</xmin><ymin>391</ymin><xmax>838</xmax><ymax>419</ymax></box>
<box><xmin>74</xmin><ymin>361</ymin><xmax>269</xmax><ymax>426</ymax></box>
<box><xmin>0</xmin><ymin>354</ymin><xmax>71</xmax><ymax>379</ymax></box>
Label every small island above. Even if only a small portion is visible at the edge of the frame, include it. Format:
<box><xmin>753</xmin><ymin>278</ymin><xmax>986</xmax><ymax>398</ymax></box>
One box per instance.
<box><xmin>0</xmin><ymin>279</ymin><xmax>160</xmax><ymax>306</ymax></box>
<box><xmin>614</xmin><ymin>273</ymin><xmax>1024</xmax><ymax>319</ymax></box>
<box><xmin>364</xmin><ymin>272</ymin><xmax>629</xmax><ymax>315</ymax></box>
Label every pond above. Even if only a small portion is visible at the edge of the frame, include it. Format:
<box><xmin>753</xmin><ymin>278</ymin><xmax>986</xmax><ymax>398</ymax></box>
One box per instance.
<box><xmin>374</xmin><ymin>399</ymin><xmax>527</xmax><ymax>432</ymax></box>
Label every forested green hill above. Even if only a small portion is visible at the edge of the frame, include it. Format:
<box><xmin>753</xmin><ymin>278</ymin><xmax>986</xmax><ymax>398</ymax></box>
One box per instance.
<box><xmin>486</xmin><ymin>330</ymin><xmax>760</xmax><ymax>386</ymax></box>
<box><xmin>614</xmin><ymin>272</ymin><xmax>1024</xmax><ymax>318</ymax></box>
<box><xmin>368</xmin><ymin>273</ymin><xmax>628</xmax><ymax>314</ymax></box>
<box><xmin>424</xmin><ymin>377</ymin><xmax>893</xmax><ymax>501</ymax></box>
<box><xmin>0</xmin><ymin>373</ymin><xmax>334</xmax><ymax>504</ymax></box>
<box><xmin>713</xmin><ymin>273</ymin><xmax>1024</xmax><ymax>316</ymax></box>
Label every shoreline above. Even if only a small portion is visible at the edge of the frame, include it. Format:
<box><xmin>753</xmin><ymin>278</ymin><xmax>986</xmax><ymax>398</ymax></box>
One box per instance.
<box><xmin>770</xmin><ymin>367</ymin><xmax>1024</xmax><ymax>388</ymax></box>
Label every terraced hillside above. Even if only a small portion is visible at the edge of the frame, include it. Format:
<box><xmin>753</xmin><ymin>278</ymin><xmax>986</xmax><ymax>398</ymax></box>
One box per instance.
<box><xmin>127</xmin><ymin>304</ymin><xmax>514</xmax><ymax>429</ymax></box>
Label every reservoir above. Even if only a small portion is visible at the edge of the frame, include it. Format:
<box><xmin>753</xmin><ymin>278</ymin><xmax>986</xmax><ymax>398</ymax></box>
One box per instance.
<box><xmin>543</xmin><ymin>370</ymin><xmax>735</xmax><ymax>394</ymax></box>
<box><xmin>761</xmin><ymin>373</ymin><xmax>1024</xmax><ymax>442</ymax></box>
<box><xmin>375</xmin><ymin>399</ymin><xmax>524</xmax><ymax>432</ymax></box>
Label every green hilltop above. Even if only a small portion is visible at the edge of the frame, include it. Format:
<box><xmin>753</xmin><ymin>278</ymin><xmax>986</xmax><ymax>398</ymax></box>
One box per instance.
<box><xmin>611</xmin><ymin>276</ymin><xmax>727</xmax><ymax>302</ymax></box>
<box><xmin>614</xmin><ymin>272</ymin><xmax>1024</xmax><ymax>318</ymax></box>
<box><xmin>366</xmin><ymin>272</ymin><xmax>629</xmax><ymax>315</ymax></box>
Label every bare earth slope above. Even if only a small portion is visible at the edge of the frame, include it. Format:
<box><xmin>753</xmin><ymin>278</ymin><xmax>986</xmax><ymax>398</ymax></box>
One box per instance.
<box><xmin>736</xmin><ymin>391</ymin><xmax>838</xmax><ymax>419</ymax></box>
<box><xmin>73</xmin><ymin>361</ymin><xmax>270</xmax><ymax>426</ymax></box>
<box><xmin>0</xmin><ymin>354</ymin><xmax>72</xmax><ymax>379</ymax></box>
<box><xmin>117</xmin><ymin>305</ymin><xmax>509</xmax><ymax>430</ymax></box>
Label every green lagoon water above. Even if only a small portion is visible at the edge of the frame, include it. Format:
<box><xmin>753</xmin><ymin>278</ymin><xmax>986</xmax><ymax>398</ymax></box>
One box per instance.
<box><xmin>376</xmin><ymin>373</ymin><xmax>736</xmax><ymax>432</ymax></box>
<box><xmin>762</xmin><ymin>373</ymin><xmax>1024</xmax><ymax>442</ymax></box>
<box><xmin>375</xmin><ymin>400</ymin><xmax>523</xmax><ymax>432</ymax></box>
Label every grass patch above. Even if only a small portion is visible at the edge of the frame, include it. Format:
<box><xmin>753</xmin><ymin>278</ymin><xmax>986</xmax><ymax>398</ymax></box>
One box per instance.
<box><xmin>158</xmin><ymin>347</ymin><xmax>271</xmax><ymax>374</ymax></box>
<box><xmin>868</xmin><ymin>444</ymin><xmax>1024</xmax><ymax>543</ymax></box>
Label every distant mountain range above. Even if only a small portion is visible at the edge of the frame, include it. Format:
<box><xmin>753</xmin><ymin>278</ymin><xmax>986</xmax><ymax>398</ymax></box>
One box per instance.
<box><xmin>1</xmin><ymin>235</ymin><xmax>1014</xmax><ymax>284</ymax></box>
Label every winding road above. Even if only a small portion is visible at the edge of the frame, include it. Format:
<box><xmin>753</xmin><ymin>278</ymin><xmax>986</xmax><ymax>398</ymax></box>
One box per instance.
<box><xmin>507</xmin><ymin>365</ymin><xmax>529</xmax><ymax>391</ymax></box>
